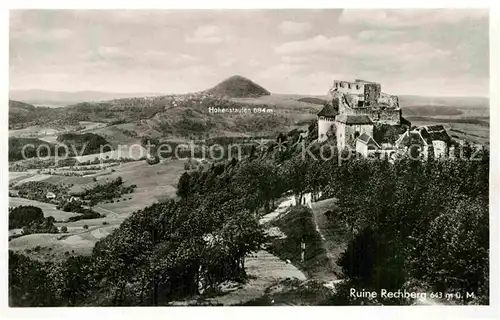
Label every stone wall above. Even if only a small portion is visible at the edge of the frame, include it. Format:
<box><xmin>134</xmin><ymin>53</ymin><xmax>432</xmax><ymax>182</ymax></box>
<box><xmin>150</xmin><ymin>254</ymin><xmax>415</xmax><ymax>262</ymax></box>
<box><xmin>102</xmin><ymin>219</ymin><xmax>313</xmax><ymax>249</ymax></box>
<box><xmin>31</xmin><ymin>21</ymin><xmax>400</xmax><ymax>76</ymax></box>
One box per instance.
<box><xmin>333</xmin><ymin>80</ymin><xmax>365</xmax><ymax>95</ymax></box>
<box><xmin>336</xmin><ymin>122</ymin><xmax>373</xmax><ymax>149</ymax></box>
<box><xmin>378</xmin><ymin>92</ymin><xmax>399</xmax><ymax>108</ymax></box>
<box><xmin>364</xmin><ymin>83</ymin><xmax>381</xmax><ymax>106</ymax></box>
<box><xmin>345</xmin><ymin>93</ymin><xmax>364</xmax><ymax>108</ymax></box>
<box><xmin>377</xmin><ymin>109</ymin><xmax>401</xmax><ymax>125</ymax></box>
<box><xmin>342</xmin><ymin>106</ymin><xmax>401</xmax><ymax>125</ymax></box>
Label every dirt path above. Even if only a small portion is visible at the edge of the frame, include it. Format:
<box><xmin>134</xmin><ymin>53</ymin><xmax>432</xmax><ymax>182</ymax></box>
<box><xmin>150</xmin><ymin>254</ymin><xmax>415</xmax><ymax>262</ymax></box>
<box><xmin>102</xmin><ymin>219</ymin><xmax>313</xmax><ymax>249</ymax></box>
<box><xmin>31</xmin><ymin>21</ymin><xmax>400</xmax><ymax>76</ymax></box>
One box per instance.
<box><xmin>306</xmin><ymin>194</ymin><xmax>348</xmax><ymax>283</ymax></box>
<box><xmin>207</xmin><ymin>196</ymin><xmax>306</xmax><ymax>305</ymax></box>
<box><xmin>306</xmin><ymin>195</ymin><xmax>337</xmax><ymax>266</ymax></box>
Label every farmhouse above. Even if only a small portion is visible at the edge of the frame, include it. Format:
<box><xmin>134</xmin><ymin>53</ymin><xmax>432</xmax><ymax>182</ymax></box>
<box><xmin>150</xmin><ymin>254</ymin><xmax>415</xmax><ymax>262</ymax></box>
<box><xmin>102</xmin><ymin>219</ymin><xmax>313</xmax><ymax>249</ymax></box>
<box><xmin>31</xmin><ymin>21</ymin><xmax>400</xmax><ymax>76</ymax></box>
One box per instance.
<box><xmin>69</xmin><ymin>196</ymin><xmax>81</xmax><ymax>203</ymax></box>
<box><xmin>317</xmin><ymin>79</ymin><xmax>454</xmax><ymax>159</ymax></box>
<box><xmin>46</xmin><ymin>192</ymin><xmax>56</xmax><ymax>200</ymax></box>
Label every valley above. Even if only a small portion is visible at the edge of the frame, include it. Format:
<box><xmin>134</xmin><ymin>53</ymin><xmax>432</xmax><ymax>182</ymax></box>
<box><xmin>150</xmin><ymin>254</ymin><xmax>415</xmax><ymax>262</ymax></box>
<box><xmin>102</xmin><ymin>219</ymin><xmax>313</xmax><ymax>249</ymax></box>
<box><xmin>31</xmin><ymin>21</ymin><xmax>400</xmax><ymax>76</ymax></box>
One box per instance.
<box><xmin>8</xmin><ymin>75</ymin><xmax>490</xmax><ymax>306</ymax></box>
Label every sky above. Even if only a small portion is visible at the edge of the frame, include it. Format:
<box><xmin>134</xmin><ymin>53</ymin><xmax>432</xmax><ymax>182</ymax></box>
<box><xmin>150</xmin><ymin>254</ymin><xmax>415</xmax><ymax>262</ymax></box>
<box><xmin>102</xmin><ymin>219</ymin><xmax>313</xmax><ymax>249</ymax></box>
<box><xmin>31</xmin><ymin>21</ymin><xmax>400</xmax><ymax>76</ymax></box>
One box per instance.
<box><xmin>10</xmin><ymin>9</ymin><xmax>489</xmax><ymax>97</ymax></box>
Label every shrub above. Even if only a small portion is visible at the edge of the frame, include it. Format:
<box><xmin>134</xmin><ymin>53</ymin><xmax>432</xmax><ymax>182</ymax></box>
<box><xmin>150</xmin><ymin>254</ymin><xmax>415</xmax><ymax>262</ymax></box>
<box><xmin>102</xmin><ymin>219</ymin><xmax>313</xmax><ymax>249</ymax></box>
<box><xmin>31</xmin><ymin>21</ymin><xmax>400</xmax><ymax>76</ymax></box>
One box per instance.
<box><xmin>67</xmin><ymin>211</ymin><xmax>102</xmax><ymax>222</ymax></box>
<box><xmin>146</xmin><ymin>156</ymin><xmax>160</xmax><ymax>165</ymax></box>
<box><xmin>83</xmin><ymin>225</ymin><xmax>89</xmax><ymax>230</ymax></box>
<box><xmin>102</xmin><ymin>221</ymin><xmax>109</xmax><ymax>225</ymax></box>
<box><xmin>21</xmin><ymin>226</ymin><xmax>29</xmax><ymax>235</ymax></box>
<box><xmin>60</xmin><ymin>226</ymin><xmax>68</xmax><ymax>233</ymax></box>
<box><xmin>61</xmin><ymin>200</ymin><xmax>85</xmax><ymax>213</ymax></box>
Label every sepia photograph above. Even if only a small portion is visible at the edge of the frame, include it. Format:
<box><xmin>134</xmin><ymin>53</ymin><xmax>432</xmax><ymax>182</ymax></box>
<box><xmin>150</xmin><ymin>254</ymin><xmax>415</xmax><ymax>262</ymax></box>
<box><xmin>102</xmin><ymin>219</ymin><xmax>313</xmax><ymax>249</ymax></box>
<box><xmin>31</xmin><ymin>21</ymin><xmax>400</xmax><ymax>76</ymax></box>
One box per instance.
<box><xmin>5</xmin><ymin>7</ymin><xmax>493</xmax><ymax>311</ymax></box>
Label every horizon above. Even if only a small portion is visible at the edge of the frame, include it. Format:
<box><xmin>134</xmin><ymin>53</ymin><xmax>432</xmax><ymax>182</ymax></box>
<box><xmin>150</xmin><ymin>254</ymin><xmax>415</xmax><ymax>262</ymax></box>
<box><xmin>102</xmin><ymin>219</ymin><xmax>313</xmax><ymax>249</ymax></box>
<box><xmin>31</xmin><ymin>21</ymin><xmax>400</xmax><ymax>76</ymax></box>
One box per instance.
<box><xmin>9</xmin><ymin>84</ymin><xmax>490</xmax><ymax>100</ymax></box>
<box><xmin>10</xmin><ymin>9</ymin><xmax>489</xmax><ymax>97</ymax></box>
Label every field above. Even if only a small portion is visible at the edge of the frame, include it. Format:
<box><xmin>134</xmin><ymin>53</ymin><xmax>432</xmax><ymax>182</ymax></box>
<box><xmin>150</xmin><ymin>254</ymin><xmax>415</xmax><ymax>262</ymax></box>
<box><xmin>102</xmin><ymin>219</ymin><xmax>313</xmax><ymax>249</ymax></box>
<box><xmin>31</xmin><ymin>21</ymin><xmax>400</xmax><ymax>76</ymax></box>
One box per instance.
<box><xmin>8</xmin><ymin>224</ymin><xmax>120</xmax><ymax>261</ymax></box>
<box><xmin>9</xmin><ymin>121</ymin><xmax>106</xmax><ymax>138</ymax></box>
<box><xmin>73</xmin><ymin>144</ymin><xmax>148</xmax><ymax>162</ymax></box>
<box><xmin>9</xmin><ymin>172</ymin><xmax>36</xmax><ymax>184</ymax></box>
<box><xmin>399</xmin><ymin>95</ymin><xmax>489</xmax><ymax>146</ymax></box>
<box><xmin>8</xmin><ymin>197</ymin><xmax>80</xmax><ymax>221</ymax></box>
<box><xmin>8</xmin><ymin>158</ymin><xmax>186</xmax><ymax>260</ymax></box>
<box><xmin>9</xmin><ymin>204</ymin><xmax>124</xmax><ymax>261</ymax></box>
<box><xmin>10</xmin><ymin>173</ymin><xmax>52</xmax><ymax>186</ymax></box>
<box><xmin>229</xmin><ymin>94</ymin><xmax>323</xmax><ymax>130</ymax></box>
<box><xmin>91</xmin><ymin>159</ymin><xmax>185</xmax><ymax>215</ymax></box>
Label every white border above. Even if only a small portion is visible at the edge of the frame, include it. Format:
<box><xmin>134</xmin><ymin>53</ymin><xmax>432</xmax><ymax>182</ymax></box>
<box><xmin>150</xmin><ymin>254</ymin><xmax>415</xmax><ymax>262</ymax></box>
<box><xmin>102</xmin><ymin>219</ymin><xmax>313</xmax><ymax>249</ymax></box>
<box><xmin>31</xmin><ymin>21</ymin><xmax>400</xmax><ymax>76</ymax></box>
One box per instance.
<box><xmin>1</xmin><ymin>2</ymin><xmax>499</xmax><ymax>320</ymax></box>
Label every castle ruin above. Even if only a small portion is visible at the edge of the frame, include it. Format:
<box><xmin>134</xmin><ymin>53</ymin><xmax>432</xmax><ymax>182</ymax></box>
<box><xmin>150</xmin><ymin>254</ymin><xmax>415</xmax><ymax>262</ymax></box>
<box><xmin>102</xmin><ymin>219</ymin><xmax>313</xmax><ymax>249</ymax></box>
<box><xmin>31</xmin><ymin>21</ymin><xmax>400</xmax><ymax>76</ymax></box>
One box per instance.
<box><xmin>317</xmin><ymin>79</ymin><xmax>454</xmax><ymax>159</ymax></box>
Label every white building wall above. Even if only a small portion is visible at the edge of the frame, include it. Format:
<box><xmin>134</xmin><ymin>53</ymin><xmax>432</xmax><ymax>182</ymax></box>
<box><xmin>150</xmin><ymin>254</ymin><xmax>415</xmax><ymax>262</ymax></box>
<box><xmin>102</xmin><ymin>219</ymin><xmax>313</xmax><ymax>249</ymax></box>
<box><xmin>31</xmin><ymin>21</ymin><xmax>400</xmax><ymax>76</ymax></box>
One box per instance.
<box><xmin>359</xmin><ymin>124</ymin><xmax>373</xmax><ymax>137</ymax></box>
<box><xmin>318</xmin><ymin>117</ymin><xmax>336</xmax><ymax>142</ymax></box>
<box><xmin>432</xmin><ymin>140</ymin><xmax>448</xmax><ymax>158</ymax></box>
<box><xmin>356</xmin><ymin>141</ymin><xmax>368</xmax><ymax>157</ymax></box>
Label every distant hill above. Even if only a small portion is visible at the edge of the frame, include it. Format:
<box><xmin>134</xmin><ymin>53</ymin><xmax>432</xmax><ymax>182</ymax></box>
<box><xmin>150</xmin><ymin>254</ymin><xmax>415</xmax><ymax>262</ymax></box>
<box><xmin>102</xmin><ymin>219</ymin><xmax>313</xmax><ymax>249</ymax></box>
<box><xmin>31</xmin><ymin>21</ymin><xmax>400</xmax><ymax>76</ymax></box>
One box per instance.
<box><xmin>9</xmin><ymin>100</ymin><xmax>36</xmax><ymax>116</ymax></box>
<box><xmin>9</xmin><ymin>90</ymin><xmax>164</xmax><ymax>107</ymax></box>
<box><xmin>297</xmin><ymin>97</ymin><xmax>327</xmax><ymax>105</ymax></box>
<box><xmin>8</xmin><ymin>84</ymin><xmax>489</xmax><ymax>145</ymax></box>
<box><xmin>399</xmin><ymin>95</ymin><xmax>489</xmax><ymax>109</ymax></box>
<box><xmin>9</xmin><ymin>137</ymin><xmax>56</xmax><ymax>161</ymax></box>
<box><xmin>9</xmin><ymin>100</ymin><xmax>56</xmax><ymax>126</ymax></box>
<box><xmin>204</xmin><ymin>75</ymin><xmax>271</xmax><ymax>98</ymax></box>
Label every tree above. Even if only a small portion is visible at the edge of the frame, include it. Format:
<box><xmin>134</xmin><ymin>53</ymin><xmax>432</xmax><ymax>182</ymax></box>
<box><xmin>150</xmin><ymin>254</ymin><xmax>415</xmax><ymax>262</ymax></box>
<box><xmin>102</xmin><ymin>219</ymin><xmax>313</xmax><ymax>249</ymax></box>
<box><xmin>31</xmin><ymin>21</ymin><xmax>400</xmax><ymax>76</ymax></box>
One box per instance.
<box><xmin>9</xmin><ymin>205</ymin><xmax>44</xmax><ymax>229</ymax></box>
<box><xmin>61</xmin><ymin>226</ymin><xmax>68</xmax><ymax>233</ymax></box>
<box><xmin>338</xmin><ymin>226</ymin><xmax>377</xmax><ymax>285</ymax></box>
<box><xmin>411</xmin><ymin>197</ymin><xmax>488</xmax><ymax>303</ymax></box>
<box><xmin>177</xmin><ymin>172</ymin><xmax>192</xmax><ymax>198</ymax></box>
<box><xmin>282</xmin><ymin>156</ymin><xmax>310</xmax><ymax>205</ymax></box>
<box><xmin>146</xmin><ymin>155</ymin><xmax>160</xmax><ymax>165</ymax></box>
<box><xmin>307</xmin><ymin>119</ymin><xmax>318</xmax><ymax>141</ymax></box>
<box><xmin>9</xmin><ymin>251</ymin><xmax>60</xmax><ymax>307</ymax></box>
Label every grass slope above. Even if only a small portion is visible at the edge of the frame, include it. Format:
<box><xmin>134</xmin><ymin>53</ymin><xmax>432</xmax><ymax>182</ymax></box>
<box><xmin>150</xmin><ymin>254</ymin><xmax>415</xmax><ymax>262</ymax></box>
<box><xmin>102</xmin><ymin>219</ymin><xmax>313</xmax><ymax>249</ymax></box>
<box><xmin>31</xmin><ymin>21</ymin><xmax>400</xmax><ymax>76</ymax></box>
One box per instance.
<box><xmin>268</xmin><ymin>205</ymin><xmax>334</xmax><ymax>279</ymax></box>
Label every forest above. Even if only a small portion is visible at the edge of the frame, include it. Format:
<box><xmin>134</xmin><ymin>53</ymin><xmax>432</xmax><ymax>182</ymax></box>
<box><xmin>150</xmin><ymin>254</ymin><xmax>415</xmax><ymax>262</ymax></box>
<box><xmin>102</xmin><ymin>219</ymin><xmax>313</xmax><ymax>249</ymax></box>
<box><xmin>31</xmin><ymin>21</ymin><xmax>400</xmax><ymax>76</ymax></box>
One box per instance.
<box><xmin>56</xmin><ymin>133</ymin><xmax>111</xmax><ymax>156</ymax></box>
